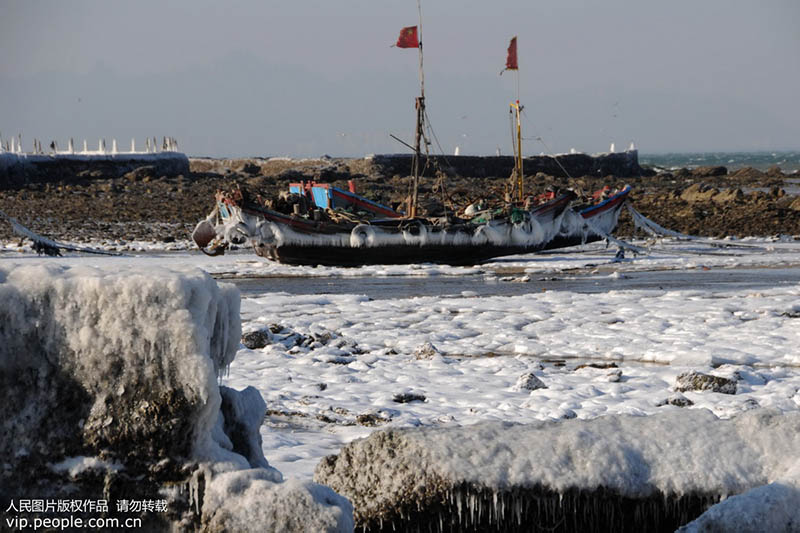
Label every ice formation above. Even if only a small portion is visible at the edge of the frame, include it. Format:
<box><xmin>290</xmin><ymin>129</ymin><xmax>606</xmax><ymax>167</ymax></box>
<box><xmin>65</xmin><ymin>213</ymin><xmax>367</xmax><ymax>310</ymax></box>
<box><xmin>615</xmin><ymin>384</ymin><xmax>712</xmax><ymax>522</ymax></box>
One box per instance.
<box><xmin>678</xmin><ymin>462</ymin><xmax>800</xmax><ymax>532</ymax></box>
<box><xmin>0</xmin><ymin>264</ymin><xmax>352</xmax><ymax>531</ymax></box>
<box><xmin>315</xmin><ymin>409</ymin><xmax>800</xmax><ymax>531</ymax></box>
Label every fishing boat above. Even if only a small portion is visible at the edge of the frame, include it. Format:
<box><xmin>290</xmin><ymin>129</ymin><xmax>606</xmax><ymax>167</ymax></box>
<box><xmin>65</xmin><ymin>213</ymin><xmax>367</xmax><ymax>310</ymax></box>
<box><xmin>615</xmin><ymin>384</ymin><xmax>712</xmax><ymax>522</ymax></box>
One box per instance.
<box><xmin>192</xmin><ymin>8</ymin><xmax>585</xmax><ymax>266</ymax></box>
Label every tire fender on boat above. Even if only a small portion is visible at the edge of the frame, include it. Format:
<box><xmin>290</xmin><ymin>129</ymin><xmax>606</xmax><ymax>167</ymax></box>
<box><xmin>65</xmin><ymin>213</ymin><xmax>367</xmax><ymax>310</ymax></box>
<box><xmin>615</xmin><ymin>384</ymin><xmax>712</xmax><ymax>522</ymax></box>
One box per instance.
<box><xmin>350</xmin><ymin>224</ymin><xmax>377</xmax><ymax>247</ymax></box>
<box><xmin>400</xmin><ymin>220</ymin><xmax>428</xmax><ymax>244</ymax></box>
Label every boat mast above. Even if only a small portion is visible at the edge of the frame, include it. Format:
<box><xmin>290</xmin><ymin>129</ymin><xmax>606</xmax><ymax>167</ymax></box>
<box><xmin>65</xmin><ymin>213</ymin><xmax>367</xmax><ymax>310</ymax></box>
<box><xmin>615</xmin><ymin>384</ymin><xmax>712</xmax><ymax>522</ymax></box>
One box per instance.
<box><xmin>512</xmin><ymin>45</ymin><xmax>523</xmax><ymax>204</ymax></box>
<box><xmin>410</xmin><ymin>0</ymin><xmax>425</xmax><ymax>218</ymax></box>
<box><xmin>505</xmin><ymin>36</ymin><xmax>523</xmax><ymax>204</ymax></box>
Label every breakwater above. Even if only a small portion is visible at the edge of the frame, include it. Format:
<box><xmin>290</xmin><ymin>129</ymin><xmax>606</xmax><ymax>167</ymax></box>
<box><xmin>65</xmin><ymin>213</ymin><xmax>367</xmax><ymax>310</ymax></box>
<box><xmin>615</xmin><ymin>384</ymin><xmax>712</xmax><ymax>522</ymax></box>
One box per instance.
<box><xmin>0</xmin><ymin>151</ymin><xmax>190</xmax><ymax>188</ymax></box>
<box><xmin>367</xmin><ymin>149</ymin><xmax>650</xmax><ymax>179</ymax></box>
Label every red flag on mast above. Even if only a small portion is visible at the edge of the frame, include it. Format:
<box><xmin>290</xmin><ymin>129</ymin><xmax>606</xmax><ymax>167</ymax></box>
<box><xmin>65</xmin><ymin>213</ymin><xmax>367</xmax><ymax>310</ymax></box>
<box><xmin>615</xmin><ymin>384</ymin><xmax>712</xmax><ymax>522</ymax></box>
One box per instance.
<box><xmin>505</xmin><ymin>36</ymin><xmax>518</xmax><ymax>70</ymax></box>
<box><xmin>395</xmin><ymin>26</ymin><xmax>419</xmax><ymax>48</ymax></box>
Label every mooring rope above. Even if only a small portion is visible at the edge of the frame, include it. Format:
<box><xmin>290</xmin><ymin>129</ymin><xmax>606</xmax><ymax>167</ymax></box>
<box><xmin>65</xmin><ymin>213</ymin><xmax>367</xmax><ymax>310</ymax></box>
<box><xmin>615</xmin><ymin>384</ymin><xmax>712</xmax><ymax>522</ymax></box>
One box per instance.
<box><xmin>580</xmin><ymin>208</ymin><xmax>649</xmax><ymax>255</ymax></box>
<box><xmin>0</xmin><ymin>208</ymin><xmax>120</xmax><ymax>256</ymax></box>
<box><xmin>625</xmin><ymin>204</ymin><xmax>765</xmax><ymax>252</ymax></box>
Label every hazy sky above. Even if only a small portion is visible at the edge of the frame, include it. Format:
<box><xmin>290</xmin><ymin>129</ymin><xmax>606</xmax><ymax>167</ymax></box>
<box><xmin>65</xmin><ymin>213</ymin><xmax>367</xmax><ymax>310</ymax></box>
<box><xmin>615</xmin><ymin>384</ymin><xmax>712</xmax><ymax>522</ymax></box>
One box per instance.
<box><xmin>1</xmin><ymin>0</ymin><xmax>798</xmax><ymax>157</ymax></box>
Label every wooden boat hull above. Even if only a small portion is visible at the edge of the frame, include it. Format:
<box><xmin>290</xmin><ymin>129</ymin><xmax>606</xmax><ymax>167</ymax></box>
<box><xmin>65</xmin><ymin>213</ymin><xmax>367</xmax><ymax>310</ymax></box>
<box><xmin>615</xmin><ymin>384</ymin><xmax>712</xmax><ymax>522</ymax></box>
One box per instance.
<box><xmin>195</xmin><ymin>191</ymin><xmax>582</xmax><ymax>266</ymax></box>
<box><xmin>257</xmin><ymin>241</ymin><xmax>560</xmax><ymax>267</ymax></box>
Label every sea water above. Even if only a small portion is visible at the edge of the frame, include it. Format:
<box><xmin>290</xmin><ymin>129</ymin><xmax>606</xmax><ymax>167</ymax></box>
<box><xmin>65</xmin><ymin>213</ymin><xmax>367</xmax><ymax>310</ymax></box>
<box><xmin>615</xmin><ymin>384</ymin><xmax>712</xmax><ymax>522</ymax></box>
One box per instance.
<box><xmin>640</xmin><ymin>151</ymin><xmax>800</xmax><ymax>172</ymax></box>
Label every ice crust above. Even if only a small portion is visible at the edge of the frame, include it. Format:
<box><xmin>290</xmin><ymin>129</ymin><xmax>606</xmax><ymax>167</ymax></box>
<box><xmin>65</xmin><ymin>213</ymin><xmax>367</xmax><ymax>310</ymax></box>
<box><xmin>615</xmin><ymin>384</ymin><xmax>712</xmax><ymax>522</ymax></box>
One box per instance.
<box><xmin>0</xmin><ymin>264</ymin><xmax>239</xmax><ymax>463</ymax></box>
<box><xmin>0</xmin><ymin>264</ymin><xmax>352</xmax><ymax>531</ymax></box>
<box><xmin>315</xmin><ymin>409</ymin><xmax>800</xmax><ymax>529</ymax></box>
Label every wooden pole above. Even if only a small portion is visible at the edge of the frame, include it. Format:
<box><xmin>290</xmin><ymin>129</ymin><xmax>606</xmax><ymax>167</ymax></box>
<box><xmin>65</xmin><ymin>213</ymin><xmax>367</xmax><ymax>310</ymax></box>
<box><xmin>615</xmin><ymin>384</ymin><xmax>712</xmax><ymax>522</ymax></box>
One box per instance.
<box><xmin>410</xmin><ymin>0</ymin><xmax>425</xmax><ymax>218</ymax></box>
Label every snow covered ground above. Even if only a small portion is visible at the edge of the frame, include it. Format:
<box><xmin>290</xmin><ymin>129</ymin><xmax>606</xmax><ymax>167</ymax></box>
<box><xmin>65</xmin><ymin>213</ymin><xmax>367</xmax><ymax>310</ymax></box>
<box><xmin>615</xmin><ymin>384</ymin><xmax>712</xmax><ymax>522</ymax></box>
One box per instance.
<box><xmin>2</xmin><ymin>237</ymin><xmax>800</xmax><ymax>485</ymax></box>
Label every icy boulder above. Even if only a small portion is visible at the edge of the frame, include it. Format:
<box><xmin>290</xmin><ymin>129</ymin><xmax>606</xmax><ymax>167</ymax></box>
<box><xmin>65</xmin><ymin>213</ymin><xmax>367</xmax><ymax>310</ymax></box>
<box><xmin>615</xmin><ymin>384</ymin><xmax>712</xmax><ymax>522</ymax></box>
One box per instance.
<box><xmin>0</xmin><ymin>264</ymin><xmax>352</xmax><ymax>532</ymax></box>
<box><xmin>678</xmin><ymin>468</ymin><xmax>800</xmax><ymax>533</ymax></box>
<box><xmin>315</xmin><ymin>409</ymin><xmax>800</xmax><ymax>531</ymax></box>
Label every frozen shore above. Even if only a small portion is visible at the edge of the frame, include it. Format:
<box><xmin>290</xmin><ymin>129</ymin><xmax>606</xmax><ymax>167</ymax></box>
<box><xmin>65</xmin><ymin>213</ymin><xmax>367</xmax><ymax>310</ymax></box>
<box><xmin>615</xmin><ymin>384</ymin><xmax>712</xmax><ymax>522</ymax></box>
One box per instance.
<box><xmin>2</xmin><ymin>240</ymin><xmax>800</xmax><ymax>530</ymax></box>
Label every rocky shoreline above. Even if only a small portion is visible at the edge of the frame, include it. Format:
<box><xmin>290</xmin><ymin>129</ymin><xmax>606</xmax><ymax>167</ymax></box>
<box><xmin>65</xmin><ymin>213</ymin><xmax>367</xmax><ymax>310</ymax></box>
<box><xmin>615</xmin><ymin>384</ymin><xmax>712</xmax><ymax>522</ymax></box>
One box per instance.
<box><xmin>1</xmin><ymin>155</ymin><xmax>799</xmax><ymax>246</ymax></box>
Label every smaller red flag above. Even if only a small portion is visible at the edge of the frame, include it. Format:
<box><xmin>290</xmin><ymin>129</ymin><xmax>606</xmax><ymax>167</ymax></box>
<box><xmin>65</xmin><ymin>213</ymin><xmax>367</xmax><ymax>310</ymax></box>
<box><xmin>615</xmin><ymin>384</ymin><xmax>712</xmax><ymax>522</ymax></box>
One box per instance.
<box><xmin>395</xmin><ymin>26</ymin><xmax>419</xmax><ymax>48</ymax></box>
<box><xmin>505</xmin><ymin>36</ymin><xmax>518</xmax><ymax>70</ymax></box>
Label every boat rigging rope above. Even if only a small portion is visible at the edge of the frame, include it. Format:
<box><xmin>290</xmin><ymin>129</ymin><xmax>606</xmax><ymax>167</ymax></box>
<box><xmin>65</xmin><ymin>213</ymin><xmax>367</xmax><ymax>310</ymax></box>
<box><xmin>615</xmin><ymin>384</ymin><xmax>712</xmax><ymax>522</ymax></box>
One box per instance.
<box><xmin>423</xmin><ymin>108</ymin><xmax>463</xmax><ymax>216</ymax></box>
<box><xmin>519</xmin><ymin>108</ymin><xmax>587</xmax><ymax>198</ymax></box>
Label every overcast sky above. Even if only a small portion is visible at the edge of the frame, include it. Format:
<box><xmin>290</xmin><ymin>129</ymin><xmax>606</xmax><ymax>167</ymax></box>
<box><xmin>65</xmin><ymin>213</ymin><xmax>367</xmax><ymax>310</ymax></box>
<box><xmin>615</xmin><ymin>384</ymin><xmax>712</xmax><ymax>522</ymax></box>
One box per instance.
<box><xmin>1</xmin><ymin>0</ymin><xmax>798</xmax><ymax>157</ymax></box>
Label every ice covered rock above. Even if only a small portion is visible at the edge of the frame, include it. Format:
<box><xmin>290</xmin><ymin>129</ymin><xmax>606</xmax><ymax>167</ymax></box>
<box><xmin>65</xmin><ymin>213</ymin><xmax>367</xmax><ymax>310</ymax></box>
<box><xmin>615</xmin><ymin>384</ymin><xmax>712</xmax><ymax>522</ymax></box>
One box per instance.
<box><xmin>675</xmin><ymin>371</ymin><xmax>737</xmax><ymax>394</ymax></box>
<box><xmin>678</xmin><ymin>462</ymin><xmax>800</xmax><ymax>533</ymax></box>
<box><xmin>0</xmin><ymin>265</ymin><xmax>352</xmax><ymax>531</ymax></box>
<box><xmin>219</xmin><ymin>386</ymin><xmax>271</xmax><ymax>470</ymax></box>
<box><xmin>200</xmin><ymin>470</ymin><xmax>353</xmax><ymax>532</ymax></box>
<box><xmin>315</xmin><ymin>409</ymin><xmax>800</xmax><ymax>531</ymax></box>
<box><xmin>512</xmin><ymin>372</ymin><xmax>547</xmax><ymax>391</ymax></box>
<box><xmin>413</xmin><ymin>341</ymin><xmax>442</xmax><ymax>359</ymax></box>
<box><xmin>657</xmin><ymin>393</ymin><xmax>694</xmax><ymax>407</ymax></box>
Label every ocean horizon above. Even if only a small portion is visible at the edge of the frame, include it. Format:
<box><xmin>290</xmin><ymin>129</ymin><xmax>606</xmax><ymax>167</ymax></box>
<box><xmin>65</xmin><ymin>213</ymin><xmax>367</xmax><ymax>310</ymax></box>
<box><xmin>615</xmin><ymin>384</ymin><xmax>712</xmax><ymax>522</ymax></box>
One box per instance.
<box><xmin>639</xmin><ymin>150</ymin><xmax>800</xmax><ymax>172</ymax></box>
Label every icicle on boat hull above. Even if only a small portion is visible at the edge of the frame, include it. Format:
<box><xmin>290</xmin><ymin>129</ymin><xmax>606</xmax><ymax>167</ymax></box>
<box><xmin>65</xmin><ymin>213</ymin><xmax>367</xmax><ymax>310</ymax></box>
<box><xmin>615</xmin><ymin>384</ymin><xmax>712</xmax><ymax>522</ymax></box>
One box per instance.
<box><xmin>542</xmin><ymin>186</ymin><xmax>632</xmax><ymax>251</ymax></box>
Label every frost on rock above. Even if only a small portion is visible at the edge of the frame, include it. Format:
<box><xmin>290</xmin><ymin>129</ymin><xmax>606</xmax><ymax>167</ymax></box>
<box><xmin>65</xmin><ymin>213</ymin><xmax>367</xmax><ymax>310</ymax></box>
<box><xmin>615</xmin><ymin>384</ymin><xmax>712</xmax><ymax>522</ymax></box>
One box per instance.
<box><xmin>414</xmin><ymin>342</ymin><xmax>442</xmax><ymax>360</ymax></box>
<box><xmin>657</xmin><ymin>393</ymin><xmax>695</xmax><ymax>408</ymax></box>
<box><xmin>679</xmin><ymin>484</ymin><xmax>800</xmax><ymax>532</ymax></box>
<box><xmin>0</xmin><ymin>265</ymin><xmax>352</xmax><ymax>531</ymax></box>
<box><xmin>512</xmin><ymin>372</ymin><xmax>547</xmax><ymax>392</ymax></box>
<box><xmin>314</xmin><ymin>409</ymin><xmax>800</xmax><ymax>532</ymax></box>
<box><xmin>201</xmin><ymin>471</ymin><xmax>353</xmax><ymax>533</ymax></box>
<box><xmin>219</xmin><ymin>386</ymin><xmax>272</xmax><ymax>470</ymax></box>
<box><xmin>675</xmin><ymin>371</ymin><xmax>737</xmax><ymax>394</ymax></box>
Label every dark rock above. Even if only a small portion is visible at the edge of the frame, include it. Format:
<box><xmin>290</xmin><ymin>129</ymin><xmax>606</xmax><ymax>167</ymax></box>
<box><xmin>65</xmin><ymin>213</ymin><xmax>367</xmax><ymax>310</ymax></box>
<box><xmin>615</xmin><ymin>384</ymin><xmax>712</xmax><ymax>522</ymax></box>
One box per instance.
<box><xmin>393</xmin><ymin>392</ymin><xmax>426</xmax><ymax>403</ymax></box>
<box><xmin>712</xmin><ymin>188</ymin><xmax>744</xmax><ymax>203</ymax></box>
<box><xmin>691</xmin><ymin>166</ymin><xmax>727</xmax><ymax>177</ymax></box>
<box><xmin>241</xmin><ymin>162</ymin><xmax>261</xmax><ymax>175</ymax></box>
<box><xmin>242</xmin><ymin>330</ymin><xmax>271</xmax><ymax>349</ymax></box>
<box><xmin>657</xmin><ymin>393</ymin><xmax>694</xmax><ymax>407</ymax></box>
<box><xmin>766</xmin><ymin>165</ymin><xmax>784</xmax><ymax>177</ymax></box>
<box><xmin>356</xmin><ymin>413</ymin><xmax>390</xmax><ymax>427</ymax></box>
<box><xmin>575</xmin><ymin>362</ymin><xmax>619</xmax><ymax>370</ymax></box>
<box><xmin>123</xmin><ymin>166</ymin><xmax>156</xmax><ymax>182</ymax></box>
<box><xmin>681</xmin><ymin>183</ymin><xmax>719</xmax><ymax>203</ymax></box>
<box><xmin>729</xmin><ymin>166</ymin><xmax>765</xmax><ymax>180</ymax></box>
<box><xmin>675</xmin><ymin>371</ymin><xmax>737</xmax><ymax>394</ymax></box>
